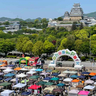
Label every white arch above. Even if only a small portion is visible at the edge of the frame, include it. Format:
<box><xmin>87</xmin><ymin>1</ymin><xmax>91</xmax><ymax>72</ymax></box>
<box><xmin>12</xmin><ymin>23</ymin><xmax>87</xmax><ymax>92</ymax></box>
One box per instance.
<box><xmin>48</xmin><ymin>49</ymin><xmax>83</xmax><ymax>69</ymax></box>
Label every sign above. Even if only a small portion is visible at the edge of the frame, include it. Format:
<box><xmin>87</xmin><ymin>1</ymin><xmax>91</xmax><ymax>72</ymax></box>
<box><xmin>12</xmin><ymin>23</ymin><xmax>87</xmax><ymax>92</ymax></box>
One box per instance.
<box><xmin>49</xmin><ymin>49</ymin><xmax>81</xmax><ymax>67</ymax></box>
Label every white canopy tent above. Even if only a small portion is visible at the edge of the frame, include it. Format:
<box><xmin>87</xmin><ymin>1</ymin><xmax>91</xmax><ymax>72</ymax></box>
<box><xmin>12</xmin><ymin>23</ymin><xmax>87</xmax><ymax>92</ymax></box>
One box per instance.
<box><xmin>1</xmin><ymin>90</ymin><xmax>14</xmax><ymax>96</ymax></box>
<box><xmin>20</xmin><ymin>68</ymin><xmax>28</xmax><ymax>71</ymax></box>
<box><xmin>16</xmin><ymin>73</ymin><xmax>27</xmax><ymax>78</ymax></box>
<box><xmin>84</xmin><ymin>85</ymin><xmax>95</xmax><ymax>90</ymax></box>
<box><xmin>85</xmin><ymin>79</ymin><xmax>94</xmax><ymax>84</ymax></box>
<box><xmin>3</xmin><ymin>68</ymin><xmax>14</xmax><ymax>73</ymax></box>
<box><xmin>63</xmin><ymin>78</ymin><xmax>73</xmax><ymax>82</ymax></box>
<box><xmin>68</xmin><ymin>89</ymin><xmax>79</xmax><ymax>96</ymax></box>
<box><xmin>13</xmin><ymin>83</ymin><xmax>26</xmax><ymax>88</ymax></box>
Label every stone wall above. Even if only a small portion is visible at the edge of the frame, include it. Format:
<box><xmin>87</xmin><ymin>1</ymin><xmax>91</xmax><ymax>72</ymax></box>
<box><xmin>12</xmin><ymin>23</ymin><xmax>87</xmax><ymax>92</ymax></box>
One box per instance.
<box><xmin>70</xmin><ymin>16</ymin><xmax>82</xmax><ymax>21</ymax></box>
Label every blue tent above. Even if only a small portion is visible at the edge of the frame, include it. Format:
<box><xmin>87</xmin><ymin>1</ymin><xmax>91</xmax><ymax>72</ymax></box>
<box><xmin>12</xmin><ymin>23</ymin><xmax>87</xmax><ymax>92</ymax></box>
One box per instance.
<box><xmin>57</xmin><ymin>83</ymin><xmax>65</xmax><ymax>87</ymax></box>
<box><xmin>45</xmin><ymin>95</ymin><xmax>55</xmax><ymax>96</ymax></box>
<box><xmin>4</xmin><ymin>78</ymin><xmax>12</xmax><ymax>81</ymax></box>
<box><xmin>52</xmin><ymin>73</ymin><xmax>59</xmax><ymax>76</ymax></box>
<box><xmin>91</xmin><ymin>76</ymin><xmax>96</xmax><ymax>80</ymax></box>
<box><xmin>70</xmin><ymin>75</ymin><xmax>78</xmax><ymax>79</ymax></box>
<box><xmin>35</xmin><ymin>69</ymin><xmax>43</xmax><ymax>72</ymax></box>
<box><xmin>4</xmin><ymin>73</ymin><xmax>15</xmax><ymax>77</ymax></box>
<box><xmin>78</xmin><ymin>75</ymin><xmax>85</xmax><ymax>79</ymax></box>
<box><xmin>43</xmin><ymin>77</ymin><xmax>52</xmax><ymax>80</ymax></box>
<box><xmin>82</xmin><ymin>72</ymin><xmax>90</xmax><ymax>75</ymax></box>
<box><xmin>21</xmin><ymin>92</ymin><xmax>31</xmax><ymax>95</ymax></box>
<box><xmin>46</xmin><ymin>70</ymin><xmax>52</xmax><ymax>73</ymax></box>
<box><xmin>7</xmin><ymin>65</ymin><xmax>15</xmax><ymax>67</ymax></box>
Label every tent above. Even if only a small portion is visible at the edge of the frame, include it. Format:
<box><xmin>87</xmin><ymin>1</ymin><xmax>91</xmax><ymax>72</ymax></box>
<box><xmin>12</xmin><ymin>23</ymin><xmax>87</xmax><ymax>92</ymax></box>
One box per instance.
<box><xmin>14</xmin><ymin>67</ymin><xmax>22</xmax><ymax>71</ymax></box>
<box><xmin>70</xmin><ymin>75</ymin><xmax>78</xmax><ymax>79</ymax></box>
<box><xmin>89</xmin><ymin>72</ymin><xmax>96</xmax><ymax>76</ymax></box>
<box><xmin>20</xmin><ymin>68</ymin><xmax>28</xmax><ymax>71</ymax></box>
<box><xmin>44</xmin><ymin>86</ymin><xmax>56</xmax><ymax>93</ymax></box>
<box><xmin>52</xmin><ymin>70</ymin><xmax>59</xmax><ymax>73</ymax></box>
<box><xmin>1</xmin><ymin>90</ymin><xmax>14</xmax><ymax>96</ymax></box>
<box><xmin>4</xmin><ymin>78</ymin><xmax>12</xmax><ymax>82</ymax></box>
<box><xmin>36</xmin><ymin>81</ymin><xmax>47</xmax><ymax>85</ymax></box>
<box><xmin>84</xmin><ymin>85</ymin><xmax>95</xmax><ymax>90</ymax></box>
<box><xmin>0</xmin><ymin>67</ymin><xmax>7</xmax><ymax>69</ymax></box>
<box><xmin>51</xmin><ymin>73</ymin><xmax>59</xmax><ymax>76</ymax></box>
<box><xmin>28</xmin><ymin>84</ymin><xmax>41</xmax><ymax>89</ymax></box>
<box><xmin>4</xmin><ymin>73</ymin><xmax>15</xmax><ymax>77</ymax></box>
<box><xmin>29</xmin><ymin>75</ymin><xmax>39</xmax><ymax>79</ymax></box>
<box><xmin>0</xmin><ymin>72</ymin><xmax>3</xmax><ymax>75</ymax></box>
<box><xmin>21</xmin><ymin>92</ymin><xmax>31</xmax><ymax>96</ymax></box>
<box><xmin>58</xmin><ymin>73</ymin><xmax>66</xmax><ymax>77</ymax></box>
<box><xmin>3</xmin><ymin>68</ymin><xmax>14</xmax><ymax>73</ymax></box>
<box><xmin>35</xmin><ymin>69</ymin><xmax>43</xmax><ymax>72</ymax></box>
<box><xmin>21</xmin><ymin>80</ymin><xmax>29</xmax><ymax>83</ymax></box>
<box><xmin>13</xmin><ymin>83</ymin><xmax>26</xmax><ymax>88</ymax></box>
<box><xmin>91</xmin><ymin>76</ymin><xmax>96</xmax><ymax>80</ymax></box>
<box><xmin>16</xmin><ymin>73</ymin><xmax>27</xmax><ymax>78</ymax></box>
<box><xmin>57</xmin><ymin>83</ymin><xmax>65</xmax><ymax>87</ymax></box>
<box><xmin>44</xmin><ymin>82</ymin><xmax>54</xmax><ymax>86</ymax></box>
<box><xmin>85</xmin><ymin>79</ymin><xmax>94</xmax><ymax>84</ymax></box>
<box><xmin>78</xmin><ymin>75</ymin><xmax>85</xmax><ymax>79</ymax></box>
<box><xmin>46</xmin><ymin>70</ymin><xmax>52</xmax><ymax>73</ymax></box>
<box><xmin>72</xmin><ymin>79</ymin><xmax>80</xmax><ymax>87</ymax></box>
<box><xmin>51</xmin><ymin>77</ymin><xmax>59</xmax><ymax>81</ymax></box>
<box><xmin>78</xmin><ymin>91</ymin><xmax>90</xmax><ymax>96</ymax></box>
<box><xmin>68</xmin><ymin>89</ymin><xmax>79</xmax><ymax>96</ymax></box>
<box><xmin>40</xmin><ymin>72</ymin><xmax>50</xmax><ymax>77</ymax></box>
<box><xmin>63</xmin><ymin>78</ymin><xmax>73</xmax><ymax>82</ymax></box>
<box><xmin>82</xmin><ymin>72</ymin><xmax>90</xmax><ymax>75</ymax></box>
<box><xmin>0</xmin><ymin>82</ymin><xmax>11</xmax><ymax>87</ymax></box>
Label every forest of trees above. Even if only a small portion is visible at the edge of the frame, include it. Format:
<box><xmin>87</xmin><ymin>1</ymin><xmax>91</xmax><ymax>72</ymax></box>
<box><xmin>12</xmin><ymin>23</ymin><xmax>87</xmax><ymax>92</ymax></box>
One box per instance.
<box><xmin>0</xmin><ymin>19</ymin><xmax>96</xmax><ymax>61</ymax></box>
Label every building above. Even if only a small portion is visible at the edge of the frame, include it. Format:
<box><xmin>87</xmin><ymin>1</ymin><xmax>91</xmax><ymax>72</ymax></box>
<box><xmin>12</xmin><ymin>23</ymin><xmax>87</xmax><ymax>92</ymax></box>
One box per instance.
<box><xmin>63</xmin><ymin>3</ymin><xmax>83</xmax><ymax>21</ymax></box>
<box><xmin>0</xmin><ymin>22</ymin><xmax>21</xmax><ymax>33</ymax></box>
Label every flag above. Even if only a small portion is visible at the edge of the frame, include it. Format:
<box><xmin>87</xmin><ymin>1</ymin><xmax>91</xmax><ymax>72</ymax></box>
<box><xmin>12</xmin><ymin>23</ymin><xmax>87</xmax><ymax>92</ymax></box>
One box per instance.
<box><xmin>16</xmin><ymin>78</ymin><xmax>18</xmax><ymax>84</ymax></box>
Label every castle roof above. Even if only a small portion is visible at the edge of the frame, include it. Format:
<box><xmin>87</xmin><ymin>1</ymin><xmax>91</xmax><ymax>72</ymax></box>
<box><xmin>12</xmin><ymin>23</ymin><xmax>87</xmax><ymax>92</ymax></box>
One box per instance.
<box><xmin>64</xmin><ymin>11</ymin><xmax>70</xmax><ymax>17</ymax></box>
<box><xmin>70</xmin><ymin>3</ymin><xmax>83</xmax><ymax>17</ymax></box>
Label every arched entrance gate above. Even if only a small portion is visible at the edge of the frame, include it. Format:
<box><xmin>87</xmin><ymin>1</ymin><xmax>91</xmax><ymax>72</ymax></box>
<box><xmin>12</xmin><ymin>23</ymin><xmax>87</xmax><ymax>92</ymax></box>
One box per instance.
<box><xmin>49</xmin><ymin>49</ymin><xmax>83</xmax><ymax>69</ymax></box>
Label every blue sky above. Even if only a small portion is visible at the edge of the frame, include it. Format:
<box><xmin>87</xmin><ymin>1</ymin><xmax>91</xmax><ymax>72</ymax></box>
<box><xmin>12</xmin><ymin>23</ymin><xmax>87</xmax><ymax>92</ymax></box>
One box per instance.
<box><xmin>0</xmin><ymin>0</ymin><xmax>96</xmax><ymax>19</ymax></box>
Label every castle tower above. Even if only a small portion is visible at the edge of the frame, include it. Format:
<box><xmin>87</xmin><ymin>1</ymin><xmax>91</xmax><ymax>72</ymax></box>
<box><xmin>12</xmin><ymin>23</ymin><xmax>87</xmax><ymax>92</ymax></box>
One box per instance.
<box><xmin>63</xmin><ymin>11</ymin><xmax>70</xmax><ymax>21</ymax></box>
<box><xmin>70</xmin><ymin>3</ymin><xmax>83</xmax><ymax>21</ymax></box>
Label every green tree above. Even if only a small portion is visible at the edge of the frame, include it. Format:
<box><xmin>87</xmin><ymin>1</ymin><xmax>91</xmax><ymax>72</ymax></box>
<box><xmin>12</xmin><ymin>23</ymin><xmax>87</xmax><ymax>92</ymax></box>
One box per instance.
<box><xmin>75</xmin><ymin>39</ymin><xmax>83</xmax><ymax>53</ymax></box>
<box><xmin>3</xmin><ymin>21</ymin><xmax>10</xmax><ymax>25</ymax></box>
<box><xmin>75</xmin><ymin>29</ymin><xmax>89</xmax><ymax>40</ymax></box>
<box><xmin>57</xmin><ymin>17</ymin><xmax>63</xmax><ymax>21</ymax></box>
<box><xmin>71</xmin><ymin>22</ymin><xmax>77</xmax><ymax>31</ymax></box>
<box><xmin>43</xmin><ymin>40</ymin><xmax>55</xmax><ymax>54</ymax></box>
<box><xmin>16</xmin><ymin>36</ymin><xmax>30</xmax><ymax>53</ymax></box>
<box><xmin>0</xmin><ymin>39</ymin><xmax>15</xmax><ymax>56</ymax></box>
<box><xmin>47</xmin><ymin>35</ymin><xmax>56</xmax><ymax>42</ymax></box>
<box><xmin>34</xmin><ymin>19</ymin><xmax>39</xmax><ymax>23</ymax></box>
<box><xmin>23</xmin><ymin>40</ymin><xmax>33</xmax><ymax>53</ymax></box>
<box><xmin>57</xmin><ymin>38</ymin><xmax>67</xmax><ymax>51</ymax></box>
<box><xmin>80</xmin><ymin>23</ymin><xmax>83</xmax><ymax>29</ymax></box>
<box><xmin>32</xmin><ymin>41</ymin><xmax>44</xmax><ymax>56</ymax></box>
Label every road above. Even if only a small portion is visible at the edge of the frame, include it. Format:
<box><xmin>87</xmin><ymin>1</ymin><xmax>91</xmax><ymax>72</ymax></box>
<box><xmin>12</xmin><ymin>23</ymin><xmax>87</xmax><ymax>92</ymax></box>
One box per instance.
<box><xmin>0</xmin><ymin>58</ymin><xmax>95</xmax><ymax>68</ymax></box>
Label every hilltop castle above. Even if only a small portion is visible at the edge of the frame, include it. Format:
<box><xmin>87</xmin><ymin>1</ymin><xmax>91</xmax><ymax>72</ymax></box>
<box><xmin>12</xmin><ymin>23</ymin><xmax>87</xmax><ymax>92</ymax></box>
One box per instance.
<box><xmin>63</xmin><ymin>3</ymin><xmax>83</xmax><ymax>21</ymax></box>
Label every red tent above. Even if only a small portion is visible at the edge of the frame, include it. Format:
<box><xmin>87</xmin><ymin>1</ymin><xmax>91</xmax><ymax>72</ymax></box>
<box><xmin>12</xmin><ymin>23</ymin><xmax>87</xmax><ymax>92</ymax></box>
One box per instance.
<box><xmin>28</xmin><ymin>84</ymin><xmax>41</xmax><ymax>90</ymax></box>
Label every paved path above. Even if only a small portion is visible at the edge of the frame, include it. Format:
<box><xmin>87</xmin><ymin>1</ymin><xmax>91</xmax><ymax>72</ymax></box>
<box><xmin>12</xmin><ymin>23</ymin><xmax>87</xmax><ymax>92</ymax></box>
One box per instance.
<box><xmin>0</xmin><ymin>58</ymin><xmax>95</xmax><ymax>68</ymax></box>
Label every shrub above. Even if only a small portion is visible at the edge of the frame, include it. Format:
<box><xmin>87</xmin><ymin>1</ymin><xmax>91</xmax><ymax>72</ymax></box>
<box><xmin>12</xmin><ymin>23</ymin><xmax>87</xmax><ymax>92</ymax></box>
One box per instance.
<box><xmin>47</xmin><ymin>57</ymin><xmax>52</xmax><ymax>60</ymax></box>
<box><xmin>7</xmin><ymin>55</ymin><xmax>17</xmax><ymax>58</ymax></box>
<box><xmin>68</xmin><ymin>59</ymin><xmax>73</xmax><ymax>61</ymax></box>
<box><xmin>81</xmin><ymin>56</ymin><xmax>86</xmax><ymax>61</ymax></box>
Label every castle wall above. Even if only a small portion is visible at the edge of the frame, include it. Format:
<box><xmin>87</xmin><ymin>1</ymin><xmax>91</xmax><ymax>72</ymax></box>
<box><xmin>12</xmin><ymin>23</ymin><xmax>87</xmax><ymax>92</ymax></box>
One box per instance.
<box><xmin>70</xmin><ymin>16</ymin><xmax>82</xmax><ymax>21</ymax></box>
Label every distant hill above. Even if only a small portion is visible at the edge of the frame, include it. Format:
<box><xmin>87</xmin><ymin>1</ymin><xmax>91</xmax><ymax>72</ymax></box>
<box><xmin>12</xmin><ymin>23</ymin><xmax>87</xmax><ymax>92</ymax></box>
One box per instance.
<box><xmin>0</xmin><ymin>17</ymin><xmax>43</xmax><ymax>22</ymax></box>
<box><xmin>84</xmin><ymin>12</ymin><xmax>96</xmax><ymax>19</ymax></box>
<box><xmin>0</xmin><ymin>17</ymin><xmax>12</xmax><ymax>21</ymax></box>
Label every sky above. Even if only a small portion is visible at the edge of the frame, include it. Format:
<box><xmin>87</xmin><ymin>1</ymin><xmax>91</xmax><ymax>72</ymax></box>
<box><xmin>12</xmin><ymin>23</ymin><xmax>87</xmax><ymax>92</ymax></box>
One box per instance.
<box><xmin>0</xmin><ymin>0</ymin><xmax>96</xmax><ymax>20</ymax></box>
